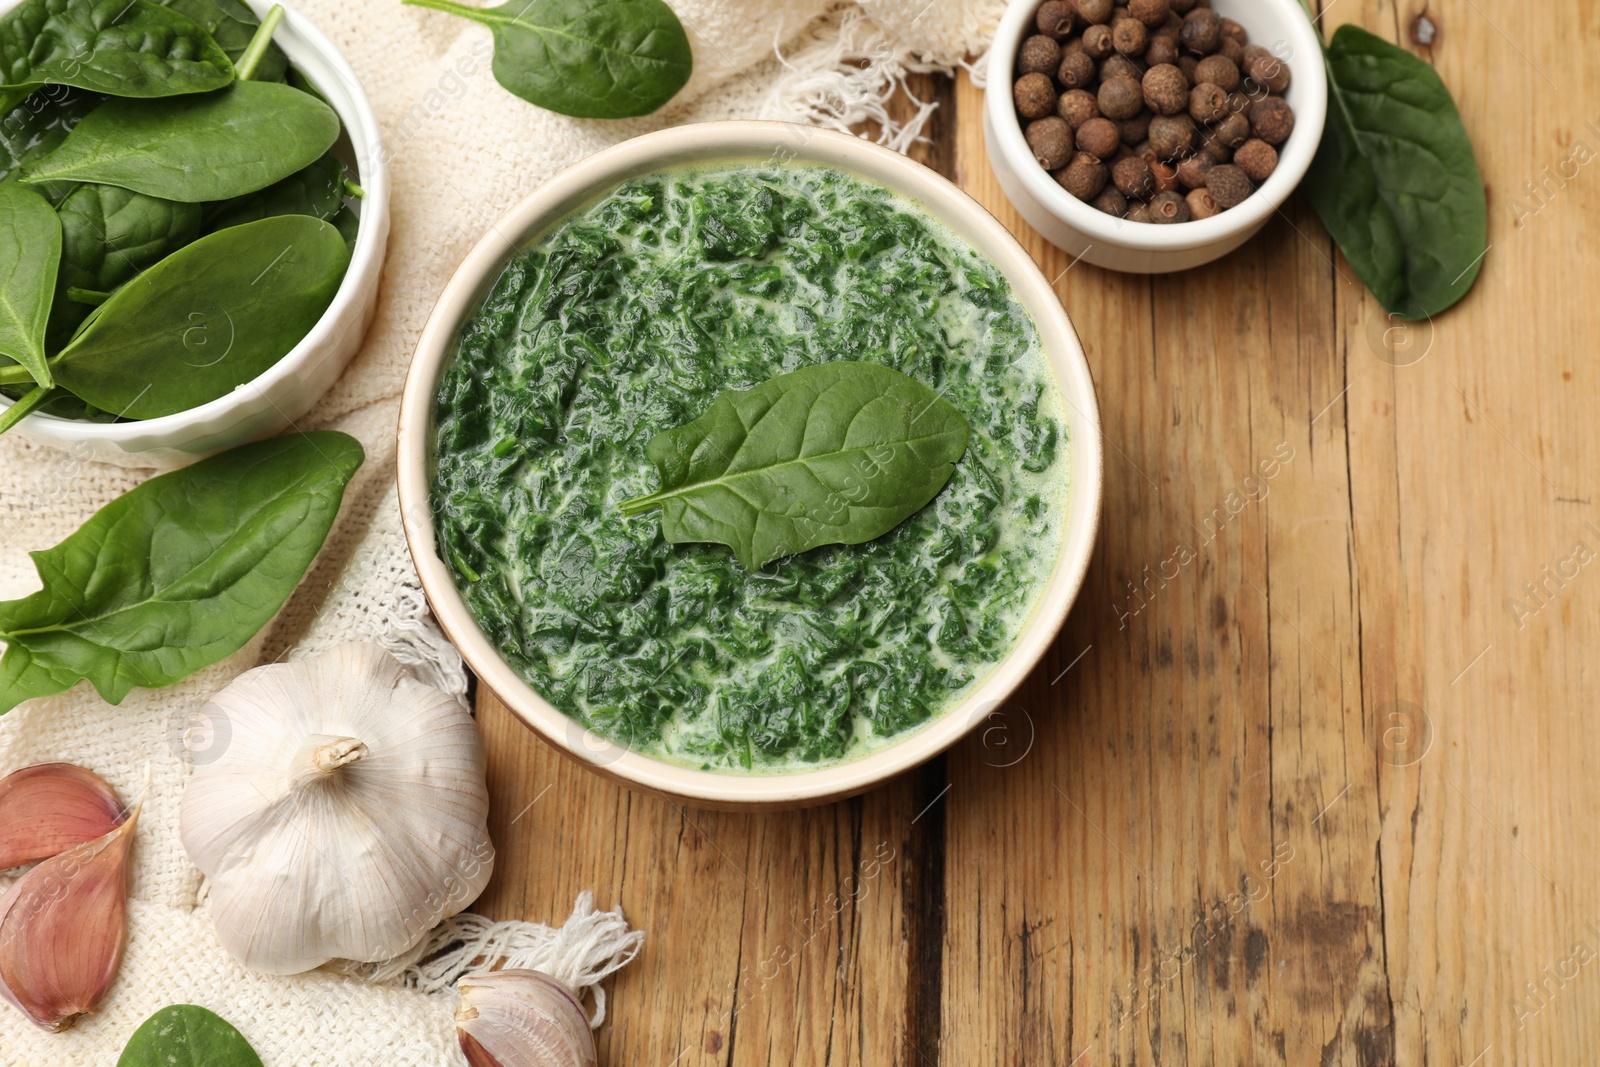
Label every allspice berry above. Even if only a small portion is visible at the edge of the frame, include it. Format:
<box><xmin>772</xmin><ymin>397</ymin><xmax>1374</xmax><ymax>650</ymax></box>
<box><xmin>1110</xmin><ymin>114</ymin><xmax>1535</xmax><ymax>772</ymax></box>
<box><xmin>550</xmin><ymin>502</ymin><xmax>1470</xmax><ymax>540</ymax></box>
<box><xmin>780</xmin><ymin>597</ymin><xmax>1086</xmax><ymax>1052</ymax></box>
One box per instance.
<box><xmin>1249</xmin><ymin>96</ymin><xmax>1296</xmax><ymax>145</ymax></box>
<box><xmin>1200</xmin><ymin>136</ymin><xmax>1233</xmax><ymax>163</ymax></box>
<box><xmin>1186</xmin><ymin>187</ymin><xmax>1222</xmax><ymax>219</ymax></box>
<box><xmin>1128</xmin><ymin>0</ymin><xmax>1169</xmax><ymax>28</ymax></box>
<box><xmin>1026</xmin><ymin>116</ymin><xmax>1076</xmax><ymax>170</ymax></box>
<box><xmin>1014</xmin><ymin>72</ymin><xmax>1058</xmax><ymax>120</ymax></box>
<box><xmin>1219</xmin><ymin>35</ymin><xmax>1245</xmax><ymax>65</ymax></box>
<box><xmin>1247</xmin><ymin>53</ymin><xmax>1292</xmax><ymax>93</ymax></box>
<box><xmin>1142</xmin><ymin>64</ymin><xmax>1189</xmax><ymax>116</ymax></box>
<box><xmin>1018</xmin><ymin>34</ymin><xmax>1064</xmax><ymax>76</ymax></box>
<box><xmin>1176</xmin><ymin>152</ymin><xmax>1212</xmax><ymax>189</ymax></box>
<box><xmin>1180</xmin><ymin>8</ymin><xmax>1222</xmax><ymax>54</ymax></box>
<box><xmin>1220</xmin><ymin>16</ymin><xmax>1248</xmax><ymax>45</ymax></box>
<box><xmin>1058</xmin><ymin>88</ymin><xmax>1101</xmax><ymax>127</ymax></box>
<box><xmin>1193</xmin><ymin>54</ymin><xmax>1240</xmax><ymax>91</ymax></box>
<box><xmin>1113</xmin><ymin>155</ymin><xmax>1156</xmax><ymax>198</ymax></box>
<box><xmin>1149</xmin><ymin>190</ymin><xmax>1192</xmax><ymax>223</ymax></box>
<box><xmin>1058</xmin><ymin>49</ymin><xmax>1098</xmax><ymax>89</ymax></box>
<box><xmin>1212</xmin><ymin>109</ymin><xmax>1251</xmax><ymax>148</ymax></box>
<box><xmin>1150</xmin><ymin>159</ymin><xmax>1180</xmax><ymax>194</ymax></box>
<box><xmin>1233</xmin><ymin>138</ymin><xmax>1278</xmax><ymax>181</ymax></box>
<box><xmin>1037</xmin><ymin>0</ymin><xmax>1077</xmax><ymax>38</ymax></box>
<box><xmin>1098</xmin><ymin>75</ymin><xmax>1145</xmax><ymax>120</ymax></box>
<box><xmin>1111</xmin><ymin>17</ymin><xmax>1149</xmax><ymax>56</ymax></box>
<box><xmin>1178</xmin><ymin>54</ymin><xmax>1200</xmax><ymax>82</ymax></box>
<box><xmin>1076</xmin><ymin>116</ymin><xmax>1121</xmax><ymax>159</ymax></box>
<box><xmin>1090</xmin><ymin>186</ymin><xmax>1129</xmax><ymax>216</ymax></box>
<box><xmin>1167</xmin><ymin>0</ymin><xmax>1195</xmax><ymax>12</ymax></box>
<box><xmin>1117</xmin><ymin>110</ymin><xmax>1152</xmax><ymax>145</ymax></box>
<box><xmin>1148</xmin><ymin>113</ymin><xmax>1195</xmax><ymax>159</ymax></box>
<box><xmin>1126</xmin><ymin>201</ymin><xmax>1154</xmax><ymax>224</ymax></box>
<box><xmin>1189</xmin><ymin>82</ymin><xmax>1228</xmax><ymax>123</ymax></box>
<box><xmin>1073</xmin><ymin>0</ymin><xmax>1114</xmax><ymax>24</ymax></box>
<box><xmin>1083</xmin><ymin>23</ymin><xmax>1115</xmax><ymax>58</ymax></box>
<box><xmin>1099</xmin><ymin>53</ymin><xmax>1142</xmax><ymax>82</ymax></box>
<box><xmin>1057</xmin><ymin>151</ymin><xmax>1109</xmax><ymax>200</ymax></box>
<box><xmin>1240</xmin><ymin>44</ymin><xmax>1272</xmax><ymax>74</ymax></box>
<box><xmin>1206</xmin><ymin>163</ymin><xmax>1254</xmax><ymax>208</ymax></box>
<box><xmin>1145</xmin><ymin>35</ymin><xmax>1180</xmax><ymax>67</ymax></box>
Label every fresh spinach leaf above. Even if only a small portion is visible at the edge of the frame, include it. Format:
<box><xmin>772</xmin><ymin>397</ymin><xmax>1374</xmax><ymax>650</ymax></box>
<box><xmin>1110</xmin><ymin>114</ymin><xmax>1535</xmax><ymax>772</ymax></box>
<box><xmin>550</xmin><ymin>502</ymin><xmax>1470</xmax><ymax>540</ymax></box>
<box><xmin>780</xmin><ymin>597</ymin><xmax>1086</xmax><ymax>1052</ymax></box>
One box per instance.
<box><xmin>0</xmin><ymin>87</ymin><xmax>100</xmax><ymax>199</ymax></box>
<box><xmin>0</xmin><ymin>183</ymin><xmax>61</xmax><ymax>388</ymax></box>
<box><xmin>204</xmin><ymin>152</ymin><xmax>347</xmax><ymax>232</ymax></box>
<box><xmin>117</xmin><ymin>1004</ymin><xmax>265</xmax><ymax>1067</ymax></box>
<box><xmin>45</xmin><ymin>214</ymin><xmax>349</xmax><ymax>419</ymax></box>
<box><xmin>0</xmin><ymin>431</ymin><xmax>364</xmax><ymax>713</ymax></box>
<box><xmin>403</xmin><ymin>0</ymin><xmax>693</xmax><ymax>119</ymax></box>
<box><xmin>1305</xmin><ymin>24</ymin><xmax>1487</xmax><ymax>319</ymax></box>
<box><xmin>50</xmin><ymin>182</ymin><xmax>202</xmax><ymax>343</ymax></box>
<box><xmin>0</xmin><ymin>0</ymin><xmax>234</xmax><ymax>101</ymax></box>
<box><xmin>619</xmin><ymin>362</ymin><xmax>970</xmax><ymax>569</ymax></box>
<box><xmin>156</xmin><ymin>0</ymin><xmax>288</xmax><ymax>83</ymax></box>
<box><xmin>21</xmin><ymin>81</ymin><xmax>340</xmax><ymax>202</ymax></box>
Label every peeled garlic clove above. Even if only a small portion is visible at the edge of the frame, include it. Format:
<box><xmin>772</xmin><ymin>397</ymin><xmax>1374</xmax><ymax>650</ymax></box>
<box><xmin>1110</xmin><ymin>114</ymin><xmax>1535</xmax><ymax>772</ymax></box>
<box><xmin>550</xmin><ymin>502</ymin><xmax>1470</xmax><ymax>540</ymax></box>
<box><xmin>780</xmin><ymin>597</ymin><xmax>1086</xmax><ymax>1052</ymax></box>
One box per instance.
<box><xmin>0</xmin><ymin>796</ymin><xmax>140</xmax><ymax>1031</ymax></box>
<box><xmin>456</xmin><ymin>970</ymin><xmax>597</xmax><ymax>1067</ymax></box>
<box><xmin>0</xmin><ymin>762</ymin><xmax>125</xmax><ymax>869</ymax></box>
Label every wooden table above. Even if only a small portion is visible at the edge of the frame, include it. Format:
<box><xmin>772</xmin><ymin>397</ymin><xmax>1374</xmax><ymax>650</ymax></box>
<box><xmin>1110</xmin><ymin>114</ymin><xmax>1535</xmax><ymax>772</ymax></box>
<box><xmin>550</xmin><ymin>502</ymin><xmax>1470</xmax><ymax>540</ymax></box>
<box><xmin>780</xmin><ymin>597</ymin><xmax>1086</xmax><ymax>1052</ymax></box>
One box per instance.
<box><xmin>475</xmin><ymin>7</ymin><xmax>1600</xmax><ymax>1062</ymax></box>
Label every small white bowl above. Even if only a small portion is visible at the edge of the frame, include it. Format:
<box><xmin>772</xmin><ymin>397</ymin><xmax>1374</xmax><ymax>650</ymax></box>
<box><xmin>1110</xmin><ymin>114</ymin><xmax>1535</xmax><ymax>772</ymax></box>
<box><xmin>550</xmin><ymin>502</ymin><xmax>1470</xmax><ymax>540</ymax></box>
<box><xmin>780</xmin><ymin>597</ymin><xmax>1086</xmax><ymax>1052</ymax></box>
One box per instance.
<box><xmin>0</xmin><ymin>0</ymin><xmax>389</xmax><ymax>465</ymax></box>
<box><xmin>398</xmin><ymin>121</ymin><xmax>1105</xmax><ymax>811</ymax></box>
<box><xmin>984</xmin><ymin>0</ymin><xmax>1327</xmax><ymax>273</ymax></box>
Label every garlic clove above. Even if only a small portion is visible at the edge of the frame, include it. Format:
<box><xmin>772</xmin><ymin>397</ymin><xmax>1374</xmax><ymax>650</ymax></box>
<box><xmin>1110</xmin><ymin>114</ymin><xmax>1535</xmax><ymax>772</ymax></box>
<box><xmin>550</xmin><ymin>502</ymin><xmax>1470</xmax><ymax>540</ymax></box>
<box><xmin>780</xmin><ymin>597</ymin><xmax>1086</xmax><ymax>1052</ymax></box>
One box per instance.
<box><xmin>455</xmin><ymin>970</ymin><xmax>597</xmax><ymax>1067</ymax></box>
<box><xmin>0</xmin><ymin>763</ymin><xmax>125</xmax><ymax>869</ymax></box>
<box><xmin>0</xmin><ymin>794</ymin><xmax>141</xmax><ymax>1031</ymax></box>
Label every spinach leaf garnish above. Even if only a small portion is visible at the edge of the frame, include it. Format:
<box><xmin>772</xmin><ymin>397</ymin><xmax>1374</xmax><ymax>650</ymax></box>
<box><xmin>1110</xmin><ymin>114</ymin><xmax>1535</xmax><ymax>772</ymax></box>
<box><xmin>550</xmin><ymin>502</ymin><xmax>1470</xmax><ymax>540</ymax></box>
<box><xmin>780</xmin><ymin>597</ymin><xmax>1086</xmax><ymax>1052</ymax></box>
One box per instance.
<box><xmin>1304</xmin><ymin>22</ymin><xmax>1487</xmax><ymax>319</ymax></box>
<box><xmin>620</xmin><ymin>362</ymin><xmax>971</xmax><ymax>569</ymax></box>
<box><xmin>0</xmin><ymin>183</ymin><xmax>61</xmax><ymax>388</ymax></box>
<box><xmin>117</xmin><ymin>1004</ymin><xmax>264</xmax><ymax>1067</ymax></box>
<box><xmin>403</xmin><ymin>0</ymin><xmax>693</xmax><ymax>119</ymax></box>
<box><xmin>0</xmin><ymin>431</ymin><xmax>364</xmax><ymax>714</ymax></box>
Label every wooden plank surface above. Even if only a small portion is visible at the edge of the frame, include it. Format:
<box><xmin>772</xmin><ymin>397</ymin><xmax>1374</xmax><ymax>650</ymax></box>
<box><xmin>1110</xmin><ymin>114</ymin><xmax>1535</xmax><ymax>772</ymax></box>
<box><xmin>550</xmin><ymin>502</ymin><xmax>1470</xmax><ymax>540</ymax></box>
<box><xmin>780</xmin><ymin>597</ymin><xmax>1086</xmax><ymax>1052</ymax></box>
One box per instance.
<box><xmin>473</xmin><ymin>4</ymin><xmax>1600</xmax><ymax>1063</ymax></box>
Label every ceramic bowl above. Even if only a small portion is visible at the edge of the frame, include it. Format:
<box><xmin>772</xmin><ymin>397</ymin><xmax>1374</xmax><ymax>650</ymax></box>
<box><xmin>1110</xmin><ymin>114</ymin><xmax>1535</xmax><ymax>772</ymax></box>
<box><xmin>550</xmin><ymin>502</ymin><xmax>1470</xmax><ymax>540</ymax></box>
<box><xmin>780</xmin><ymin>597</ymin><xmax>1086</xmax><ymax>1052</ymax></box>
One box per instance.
<box><xmin>983</xmin><ymin>0</ymin><xmax>1328</xmax><ymax>273</ymax></box>
<box><xmin>0</xmin><ymin>0</ymin><xmax>389</xmax><ymax>465</ymax></box>
<box><xmin>398</xmin><ymin>121</ymin><xmax>1104</xmax><ymax>810</ymax></box>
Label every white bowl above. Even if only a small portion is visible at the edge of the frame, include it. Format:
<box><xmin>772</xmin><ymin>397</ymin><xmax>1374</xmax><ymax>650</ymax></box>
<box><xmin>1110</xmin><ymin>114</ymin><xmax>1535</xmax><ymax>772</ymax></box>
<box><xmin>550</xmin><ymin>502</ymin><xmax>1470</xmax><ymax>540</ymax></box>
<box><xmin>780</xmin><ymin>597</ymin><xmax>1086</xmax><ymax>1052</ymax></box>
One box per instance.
<box><xmin>0</xmin><ymin>0</ymin><xmax>389</xmax><ymax>465</ymax></box>
<box><xmin>398</xmin><ymin>121</ymin><xmax>1105</xmax><ymax>810</ymax></box>
<box><xmin>984</xmin><ymin>0</ymin><xmax>1328</xmax><ymax>273</ymax></box>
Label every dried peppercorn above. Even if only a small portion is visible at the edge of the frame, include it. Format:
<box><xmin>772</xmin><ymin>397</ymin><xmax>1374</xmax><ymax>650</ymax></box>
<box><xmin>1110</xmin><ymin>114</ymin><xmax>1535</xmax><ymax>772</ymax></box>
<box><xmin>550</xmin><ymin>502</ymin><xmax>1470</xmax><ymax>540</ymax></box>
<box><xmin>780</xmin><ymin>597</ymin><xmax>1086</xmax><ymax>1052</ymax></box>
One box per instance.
<box><xmin>1014</xmin><ymin>72</ymin><xmax>1058</xmax><ymax>120</ymax></box>
<box><xmin>1098</xmin><ymin>74</ymin><xmax>1145</xmax><ymax>120</ymax></box>
<box><xmin>1233</xmin><ymin>138</ymin><xmax>1278</xmax><ymax>181</ymax></box>
<box><xmin>1037</xmin><ymin>0</ymin><xmax>1077</xmax><ymax>38</ymax></box>
<box><xmin>1018</xmin><ymin>35</ymin><xmax>1064</xmax><ymax>76</ymax></box>
<box><xmin>1057</xmin><ymin>151</ymin><xmax>1109</xmax><ymax>200</ymax></box>
<box><xmin>1220</xmin><ymin>17</ymin><xmax>1248</xmax><ymax>45</ymax></box>
<box><xmin>1076</xmin><ymin>116</ymin><xmax>1121</xmax><ymax>159</ymax></box>
<box><xmin>1113</xmin><ymin>154</ymin><xmax>1156</xmax><ymax>198</ymax></box>
<box><xmin>1249</xmin><ymin>96</ymin><xmax>1295</xmax><ymax>145</ymax></box>
<box><xmin>1128</xmin><ymin>0</ymin><xmax>1169</xmax><ymax>28</ymax></box>
<box><xmin>1189</xmin><ymin>82</ymin><xmax>1228</xmax><ymax>123</ymax></box>
<box><xmin>1186</xmin><ymin>187</ymin><xmax>1221</xmax><ymax>219</ymax></box>
<box><xmin>1205</xmin><ymin>163</ymin><xmax>1254</xmax><ymax>208</ymax></box>
<box><xmin>1073</xmin><ymin>0</ymin><xmax>1113</xmax><ymax>23</ymax></box>
<box><xmin>1219</xmin><ymin>35</ymin><xmax>1244</xmax><ymax>65</ymax></box>
<box><xmin>1212</xmin><ymin>109</ymin><xmax>1251</xmax><ymax>148</ymax></box>
<box><xmin>1144</xmin><ymin>35</ymin><xmax>1180</xmax><ymax>67</ymax></box>
<box><xmin>1193</xmin><ymin>54</ymin><xmax>1239</xmax><ymax>91</ymax></box>
<box><xmin>1058</xmin><ymin>49</ymin><xmax>1098</xmax><ymax>88</ymax></box>
<box><xmin>1027</xmin><ymin>116</ymin><xmax>1076</xmax><ymax>170</ymax></box>
<box><xmin>1149</xmin><ymin>190</ymin><xmax>1191</xmax><ymax>223</ymax></box>
<box><xmin>1099</xmin><ymin>53</ymin><xmax>1142</xmax><ymax>82</ymax></box>
<box><xmin>1148</xmin><ymin>113</ymin><xmax>1195</xmax><ymax>159</ymax></box>
<box><xmin>1246</xmin><ymin>52</ymin><xmax>1291</xmax><ymax>93</ymax></box>
<box><xmin>1175</xmin><ymin>152</ymin><xmax>1212</xmax><ymax>188</ymax></box>
<box><xmin>1180</xmin><ymin>8</ymin><xmax>1222</xmax><ymax>54</ymax></box>
<box><xmin>1111</xmin><ymin>17</ymin><xmax>1148</xmax><ymax>55</ymax></box>
<box><xmin>1090</xmin><ymin>186</ymin><xmax>1129</xmax><ymax>216</ymax></box>
<box><xmin>1142</xmin><ymin>64</ymin><xmax>1189</xmax><ymax>116</ymax></box>
<box><xmin>1058</xmin><ymin>88</ymin><xmax>1101</xmax><ymax>127</ymax></box>
<box><xmin>1117</xmin><ymin>110</ymin><xmax>1152</xmax><ymax>145</ymax></box>
<box><xmin>1083</xmin><ymin>22</ymin><xmax>1116</xmax><ymax>58</ymax></box>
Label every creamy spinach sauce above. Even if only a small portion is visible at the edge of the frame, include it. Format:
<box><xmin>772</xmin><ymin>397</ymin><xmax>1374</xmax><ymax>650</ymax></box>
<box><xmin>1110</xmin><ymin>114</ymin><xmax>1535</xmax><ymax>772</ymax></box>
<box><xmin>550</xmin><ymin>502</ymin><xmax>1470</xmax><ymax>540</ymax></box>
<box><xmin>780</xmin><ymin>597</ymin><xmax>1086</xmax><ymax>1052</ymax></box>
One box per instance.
<box><xmin>432</xmin><ymin>163</ymin><xmax>1069</xmax><ymax>772</ymax></box>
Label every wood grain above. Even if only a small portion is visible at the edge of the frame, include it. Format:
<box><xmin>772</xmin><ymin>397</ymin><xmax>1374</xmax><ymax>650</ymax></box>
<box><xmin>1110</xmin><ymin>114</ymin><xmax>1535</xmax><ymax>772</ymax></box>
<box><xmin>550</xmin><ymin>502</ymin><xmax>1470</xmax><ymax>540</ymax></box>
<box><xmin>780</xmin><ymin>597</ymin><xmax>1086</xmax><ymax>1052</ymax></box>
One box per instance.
<box><xmin>473</xmin><ymin>4</ymin><xmax>1600</xmax><ymax>1063</ymax></box>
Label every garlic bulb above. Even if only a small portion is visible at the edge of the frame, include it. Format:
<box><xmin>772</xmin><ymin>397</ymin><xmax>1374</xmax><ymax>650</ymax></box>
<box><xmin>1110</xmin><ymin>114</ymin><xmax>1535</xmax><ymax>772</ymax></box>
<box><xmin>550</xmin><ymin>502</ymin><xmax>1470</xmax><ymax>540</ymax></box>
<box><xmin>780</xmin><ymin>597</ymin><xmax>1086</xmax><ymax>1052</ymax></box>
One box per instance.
<box><xmin>179</xmin><ymin>643</ymin><xmax>494</xmax><ymax>974</ymax></box>
<box><xmin>456</xmin><ymin>970</ymin><xmax>597</xmax><ymax>1067</ymax></box>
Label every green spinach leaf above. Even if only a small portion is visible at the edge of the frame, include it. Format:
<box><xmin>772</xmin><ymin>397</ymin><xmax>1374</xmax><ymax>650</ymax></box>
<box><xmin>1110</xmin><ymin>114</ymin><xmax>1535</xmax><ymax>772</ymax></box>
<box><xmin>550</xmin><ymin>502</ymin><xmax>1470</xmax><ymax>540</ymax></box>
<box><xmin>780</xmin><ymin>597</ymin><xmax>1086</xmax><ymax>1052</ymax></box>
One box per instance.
<box><xmin>0</xmin><ymin>183</ymin><xmax>61</xmax><ymax>387</ymax></box>
<box><xmin>1305</xmin><ymin>24</ymin><xmax>1487</xmax><ymax>319</ymax></box>
<box><xmin>204</xmin><ymin>152</ymin><xmax>347</xmax><ymax>232</ymax></box>
<box><xmin>156</xmin><ymin>0</ymin><xmax>288</xmax><ymax>83</ymax></box>
<box><xmin>45</xmin><ymin>214</ymin><xmax>349</xmax><ymax>419</ymax></box>
<box><xmin>403</xmin><ymin>0</ymin><xmax>693</xmax><ymax>119</ymax></box>
<box><xmin>0</xmin><ymin>87</ymin><xmax>101</xmax><ymax>200</ymax></box>
<box><xmin>21</xmin><ymin>81</ymin><xmax>340</xmax><ymax>202</ymax></box>
<box><xmin>117</xmin><ymin>1004</ymin><xmax>264</xmax><ymax>1067</ymax></box>
<box><xmin>50</xmin><ymin>182</ymin><xmax>202</xmax><ymax>343</ymax></box>
<box><xmin>0</xmin><ymin>0</ymin><xmax>234</xmax><ymax>101</ymax></box>
<box><xmin>0</xmin><ymin>431</ymin><xmax>363</xmax><ymax>713</ymax></box>
<box><xmin>619</xmin><ymin>362</ymin><xmax>970</xmax><ymax>569</ymax></box>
